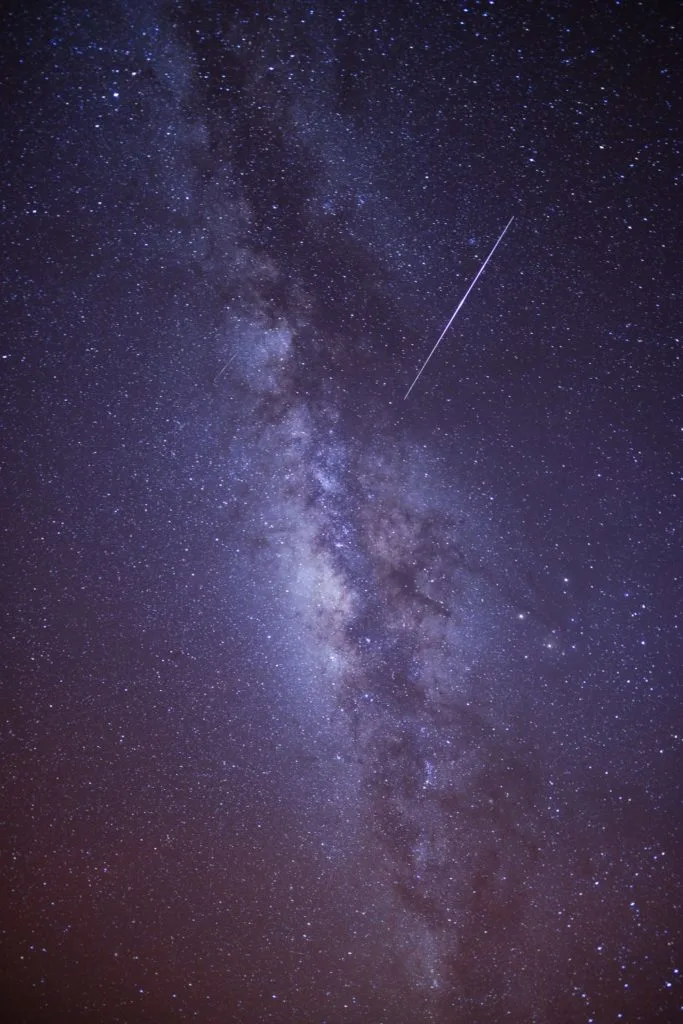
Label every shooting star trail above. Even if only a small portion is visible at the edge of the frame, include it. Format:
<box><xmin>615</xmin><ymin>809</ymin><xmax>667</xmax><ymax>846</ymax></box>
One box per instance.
<box><xmin>404</xmin><ymin>215</ymin><xmax>515</xmax><ymax>400</ymax></box>
<box><xmin>213</xmin><ymin>350</ymin><xmax>238</xmax><ymax>384</ymax></box>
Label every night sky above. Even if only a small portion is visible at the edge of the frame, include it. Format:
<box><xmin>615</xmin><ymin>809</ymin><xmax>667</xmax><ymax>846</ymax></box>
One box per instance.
<box><xmin>2</xmin><ymin>2</ymin><xmax>681</xmax><ymax>1022</ymax></box>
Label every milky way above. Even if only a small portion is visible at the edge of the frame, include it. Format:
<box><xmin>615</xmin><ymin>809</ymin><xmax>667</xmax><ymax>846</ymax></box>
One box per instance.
<box><xmin>2</xmin><ymin>1</ymin><xmax>680</xmax><ymax>1022</ymax></box>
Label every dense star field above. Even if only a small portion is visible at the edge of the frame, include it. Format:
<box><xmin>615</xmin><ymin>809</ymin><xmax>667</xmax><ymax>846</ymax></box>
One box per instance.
<box><xmin>1</xmin><ymin>1</ymin><xmax>681</xmax><ymax>1021</ymax></box>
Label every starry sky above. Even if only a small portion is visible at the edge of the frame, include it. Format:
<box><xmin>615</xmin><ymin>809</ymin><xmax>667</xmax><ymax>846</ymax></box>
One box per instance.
<box><xmin>1</xmin><ymin>1</ymin><xmax>681</xmax><ymax>1022</ymax></box>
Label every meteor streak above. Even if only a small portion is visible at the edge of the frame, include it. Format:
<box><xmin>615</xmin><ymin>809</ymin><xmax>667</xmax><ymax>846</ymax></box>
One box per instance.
<box><xmin>213</xmin><ymin>350</ymin><xmax>238</xmax><ymax>384</ymax></box>
<box><xmin>404</xmin><ymin>215</ymin><xmax>515</xmax><ymax>400</ymax></box>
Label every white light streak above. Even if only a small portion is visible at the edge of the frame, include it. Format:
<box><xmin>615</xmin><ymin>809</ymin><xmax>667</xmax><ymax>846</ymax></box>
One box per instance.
<box><xmin>404</xmin><ymin>216</ymin><xmax>515</xmax><ymax>400</ymax></box>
